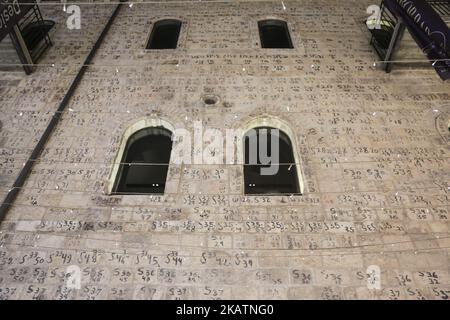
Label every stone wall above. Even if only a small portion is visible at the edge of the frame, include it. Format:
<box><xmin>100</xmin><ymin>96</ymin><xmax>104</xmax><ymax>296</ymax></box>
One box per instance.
<box><xmin>0</xmin><ymin>1</ymin><xmax>449</xmax><ymax>300</ymax></box>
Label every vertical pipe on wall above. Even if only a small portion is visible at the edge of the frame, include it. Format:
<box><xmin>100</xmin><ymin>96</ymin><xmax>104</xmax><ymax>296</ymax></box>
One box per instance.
<box><xmin>0</xmin><ymin>1</ymin><xmax>125</xmax><ymax>223</ymax></box>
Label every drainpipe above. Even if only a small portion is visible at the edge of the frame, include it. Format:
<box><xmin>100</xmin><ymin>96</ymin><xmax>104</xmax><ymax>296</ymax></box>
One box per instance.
<box><xmin>0</xmin><ymin>2</ymin><xmax>124</xmax><ymax>222</ymax></box>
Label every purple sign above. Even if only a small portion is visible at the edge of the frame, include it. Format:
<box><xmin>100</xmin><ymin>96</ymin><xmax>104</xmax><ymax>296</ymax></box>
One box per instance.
<box><xmin>385</xmin><ymin>0</ymin><xmax>450</xmax><ymax>80</ymax></box>
<box><xmin>0</xmin><ymin>0</ymin><xmax>34</xmax><ymax>41</ymax></box>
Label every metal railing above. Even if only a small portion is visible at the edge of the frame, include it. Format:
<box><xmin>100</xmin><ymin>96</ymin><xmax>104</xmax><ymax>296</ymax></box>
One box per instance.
<box><xmin>17</xmin><ymin>4</ymin><xmax>54</xmax><ymax>63</ymax></box>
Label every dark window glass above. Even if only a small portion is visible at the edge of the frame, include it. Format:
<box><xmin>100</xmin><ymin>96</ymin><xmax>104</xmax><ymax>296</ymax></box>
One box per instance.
<box><xmin>146</xmin><ymin>19</ymin><xmax>182</xmax><ymax>49</ymax></box>
<box><xmin>244</xmin><ymin>127</ymin><xmax>299</xmax><ymax>195</ymax></box>
<box><xmin>258</xmin><ymin>20</ymin><xmax>293</xmax><ymax>49</ymax></box>
<box><xmin>114</xmin><ymin>127</ymin><xmax>172</xmax><ymax>194</ymax></box>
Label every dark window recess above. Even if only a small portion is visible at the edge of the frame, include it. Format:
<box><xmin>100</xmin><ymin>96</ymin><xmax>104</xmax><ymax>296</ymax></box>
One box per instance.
<box><xmin>17</xmin><ymin>5</ymin><xmax>54</xmax><ymax>69</ymax></box>
<box><xmin>146</xmin><ymin>19</ymin><xmax>182</xmax><ymax>49</ymax></box>
<box><xmin>244</xmin><ymin>127</ymin><xmax>299</xmax><ymax>195</ymax></box>
<box><xmin>258</xmin><ymin>20</ymin><xmax>293</xmax><ymax>49</ymax></box>
<box><xmin>114</xmin><ymin>127</ymin><xmax>173</xmax><ymax>194</ymax></box>
<box><xmin>21</xmin><ymin>20</ymin><xmax>55</xmax><ymax>52</ymax></box>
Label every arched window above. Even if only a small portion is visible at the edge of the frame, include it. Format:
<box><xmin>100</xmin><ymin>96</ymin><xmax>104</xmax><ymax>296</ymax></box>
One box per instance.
<box><xmin>244</xmin><ymin>127</ymin><xmax>300</xmax><ymax>195</ymax></box>
<box><xmin>146</xmin><ymin>19</ymin><xmax>182</xmax><ymax>49</ymax></box>
<box><xmin>113</xmin><ymin>127</ymin><xmax>172</xmax><ymax>194</ymax></box>
<box><xmin>258</xmin><ymin>19</ymin><xmax>293</xmax><ymax>49</ymax></box>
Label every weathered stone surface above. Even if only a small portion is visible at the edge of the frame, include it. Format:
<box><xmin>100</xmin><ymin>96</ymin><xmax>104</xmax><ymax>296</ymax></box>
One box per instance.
<box><xmin>0</xmin><ymin>1</ymin><xmax>449</xmax><ymax>300</ymax></box>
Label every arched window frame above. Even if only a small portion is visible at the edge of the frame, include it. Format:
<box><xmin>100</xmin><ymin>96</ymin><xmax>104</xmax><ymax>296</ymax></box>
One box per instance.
<box><xmin>255</xmin><ymin>16</ymin><xmax>298</xmax><ymax>50</ymax></box>
<box><xmin>106</xmin><ymin>117</ymin><xmax>175</xmax><ymax>195</ymax></box>
<box><xmin>145</xmin><ymin>18</ymin><xmax>184</xmax><ymax>50</ymax></box>
<box><xmin>257</xmin><ymin>18</ymin><xmax>294</xmax><ymax>49</ymax></box>
<box><xmin>434</xmin><ymin>104</ymin><xmax>450</xmax><ymax>143</ymax></box>
<box><xmin>240</xmin><ymin>116</ymin><xmax>305</xmax><ymax>195</ymax></box>
<box><xmin>252</xmin><ymin>17</ymin><xmax>300</xmax><ymax>50</ymax></box>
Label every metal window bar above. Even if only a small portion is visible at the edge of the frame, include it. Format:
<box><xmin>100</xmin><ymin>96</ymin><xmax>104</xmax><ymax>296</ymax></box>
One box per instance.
<box><xmin>17</xmin><ymin>4</ymin><xmax>54</xmax><ymax>64</ymax></box>
<box><xmin>427</xmin><ymin>0</ymin><xmax>450</xmax><ymax>17</ymax></box>
<box><xmin>368</xmin><ymin>0</ymin><xmax>405</xmax><ymax>72</ymax></box>
<box><xmin>368</xmin><ymin>0</ymin><xmax>450</xmax><ymax>73</ymax></box>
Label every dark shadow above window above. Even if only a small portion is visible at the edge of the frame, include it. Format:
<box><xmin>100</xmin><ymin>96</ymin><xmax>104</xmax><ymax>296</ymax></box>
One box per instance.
<box><xmin>146</xmin><ymin>19</ymin><xmax>182</xmax><ymax>49</ymax></box>
<box><xmin>244</xmin><ymin>127</ymin><xmax>299</xmax><ymax>195</ymax></box>
<box><xmin>113</xmin><ymin>127</ymin><xmax>172</xmax><ymax>194</ymax></box>
<box><xmin>258</xmin><ymin>19</ymin><xmax>293</xmax><ymax>49</ymax></box>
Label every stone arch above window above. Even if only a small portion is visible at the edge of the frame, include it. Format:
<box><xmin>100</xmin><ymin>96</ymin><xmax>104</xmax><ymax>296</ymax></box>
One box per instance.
<box><xmin>107</xmin><ymin>118</ymin><xmax>175</xmax><ymax>195</ymax></box>
<box><xmin>241</xmin><ymin>117</ymin><xmax>304</xmax><ymax>195</ymax></box>
<box><xmin>434</xmin><ymin>105</ymin><xmax>450</xmax><ymax>144</ymax></box>
<box><xmin>146</xmin><ymin>19</ymin><xmax>182</xmax><ymax>49</ymax></box>
<box><xmin>258</xmin><ymin>19</ymin><xmax>293</xmax><ymax>49</ymax></box>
